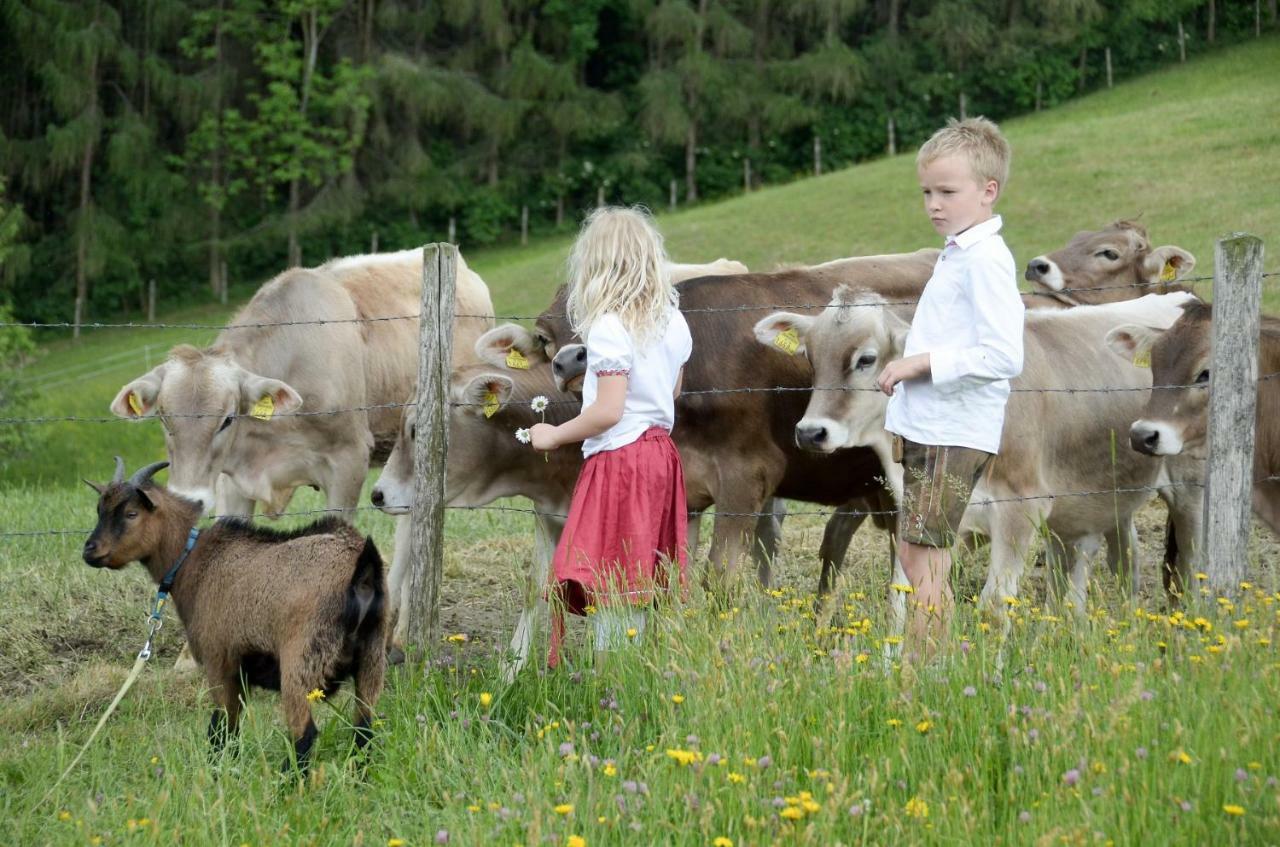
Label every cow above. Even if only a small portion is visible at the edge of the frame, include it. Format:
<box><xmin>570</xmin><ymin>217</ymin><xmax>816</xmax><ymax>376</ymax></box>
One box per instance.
<box><xmin>486</xmin><ymin>251</ymin><xmax>941</xmax><ymax>596</ymax></box>
<box><xmin>370</xmin><ymin>352</ymin><xmax>582</xmax><ymax>675</ymax></box>
<box><xmin>1108</xmin><ymin>301</ymin><xmax>1280</xmax><ymax>537</ymax></box>
<box><xmin>1024</xmin><ymin>220</ymin><xmax>1197</xmax><ymax>306</ymax></box>
<box><xmin>110</xmin><ymin>248</ymin><xmax>495</xmax><ymax>516</ymax></box>
<box><xmin>754</xmin><ymin>290</ymin><xmax>1205</xmax><ymax>628</ymax></box>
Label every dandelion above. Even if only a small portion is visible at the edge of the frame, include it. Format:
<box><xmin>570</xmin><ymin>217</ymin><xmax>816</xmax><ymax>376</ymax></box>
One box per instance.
<box><xmin>666</xmin><ymin>749</ymin><xmax>701</xmax><ymax>766</ymax></box>
<box><xmin>779</xmin><ymin>807</ymin><xmax>804</xmax><ymax>820</ymax></box>
<box><xmin>1135</xmin><ymin>747</ymin><xmax>1148</xmax><ymax>760</ymax></box>
<box><xmin>389</xmin><ymin>840</ymin><xmax>406</xmax><ymax>847</ymax></box>
<box><xmin>904</xmin><ymin>797</ymin><xmax>929</xmax><ymax>819</ymax></box>
<box><xmin>480</xmin><ymin>691</ymin><xmax>492</xmax><ymax>708</ymax></box>
<box><xmin>728</xmin><ymin>772</ymin><xmax>746</xmax><ymax>784</ymax></box>
<box><xmin>1223</xmin><ymin>804</ymin><xmax>1245</xmax><ymax>816</ymax></box>
<box><xmin>887</xmin><ymin>718</ymin><xmax>903</xmax><ymax>728</ymax></box>
<box><xmin>515</xmin><ymin>427</ymin><xmax>532</xmax><ymax>444</ymax></box>
<box><xmin>626</xmin><ymin>627</ymin><xmax>638</xmax><ymax>639</ymax></box>
<box><xmin>713</xmin><ymin>839</ymin><xmax>733</xmax><ymax>847</ymax></box>
<box><xmin>891</xmin><ymin>583</ymin><xmax>915</xmax><ymax>594</ymax></box>
<box><xmin>554</xmin><ymin>803</ymin><xmax>574</xmax><ymax>815</ymax></box>
<box><xmin>671</xmin><ymin>694</ymin><xmax>685</xmax><ymax>704</ymax></box>
<box><xmin>1171</xmin><ymin>750</ymin><xmax>1193</xmax><ymax>765</ymax></box>
<box><xmin>57</xmin><ymin>811</ymin><xmax>71</xmax><ymax>822</ymax></box>
<box><xmin>567</xmin><ymin>836</ymin><xmax>586</xmax><ymax>847</ymax></box>
<box><xmin>446</xmin><ymin>632</ymin><xmax>468</xmax><ymax>643</ymax></box>
<box><xmin>915</xmin><ymin>720</ymin><xmax>932</xmax><ymax>734</ymax></box>
<box><xmin>307</xmin><ymin>688</ymin><xmax>325</xmax><ymax>702</ymax></box>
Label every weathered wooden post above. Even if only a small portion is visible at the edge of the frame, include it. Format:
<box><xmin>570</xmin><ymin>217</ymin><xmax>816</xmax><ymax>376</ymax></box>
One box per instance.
<box><xmin>521</xmin><ymin>205</ymin><xmax>529</xmax><ymax>245</ymax></box>
<box><xmin>743</xmin><ymin>157</ymin><xmax>751</xmax><ymax>193</ymax></box>
<box><xmin>669</xmin><ymin>179</ymin><xmax>678</xmax><ymax>211</ymax></box>
<box><xmin>1105</xmin><ymin>47</ymin><xmax>1113</xmax><ymax>88</ymax></box>
<box><xmin>1202</xmin><ymin>233</ymin><xmax>1264</xmax><ymax>594</ymax></box>
<box><xmin>407</xmin><ymin>243</ymin><xmax>456</xmax><ymax>651</ymax></box>
<box><xmin>813</xmin><ymin>135</ymin><xmax>822</xmax><ymax>176</ymax></box>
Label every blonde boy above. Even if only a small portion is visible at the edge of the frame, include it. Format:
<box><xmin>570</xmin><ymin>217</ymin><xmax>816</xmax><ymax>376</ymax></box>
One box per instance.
<box><xmin>875</xmin><ymin>117</ymin><xmax>1024</xmax><ymax>660</ymax></box>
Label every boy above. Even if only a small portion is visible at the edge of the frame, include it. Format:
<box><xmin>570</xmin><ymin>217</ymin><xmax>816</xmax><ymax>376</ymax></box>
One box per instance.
<box><xmin>875</xmin><ymin>117</ymin><xmax>1024</xmax><ymax>661</ymax></box>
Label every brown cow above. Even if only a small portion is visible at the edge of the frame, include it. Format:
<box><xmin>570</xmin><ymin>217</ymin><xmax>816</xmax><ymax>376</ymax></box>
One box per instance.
<box><xmin>1024</xmin><ymin>220</ymin><xmax>1197</xmax><ymax>306</ymax></box>
<box><xmin>1109</xmin><ymin>301</ymin><xmax>1280</xmax><ymax>536</ymax></box>
<box><xmin>490</xmin><ymin>251</ymin><xmax>941</xmax><ymax>592</ymax></box>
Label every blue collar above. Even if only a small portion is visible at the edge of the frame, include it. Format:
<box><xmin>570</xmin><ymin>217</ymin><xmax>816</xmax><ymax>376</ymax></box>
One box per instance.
<box><xmin>157</xmin><ymin>527</ymin><xmax>200</xmax><ymax>599</ymax></box>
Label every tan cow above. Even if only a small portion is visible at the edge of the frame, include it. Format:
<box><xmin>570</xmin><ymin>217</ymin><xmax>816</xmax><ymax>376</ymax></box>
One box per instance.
<box><xmin>755</xmin><ymin>291</ymin><xmax>1205</xmax><ymax>626</ymax></box>
<box><xmin>1108</xmin><ymin>301</ymin><xmax>1280</xmax><ymax>536</ymax></box>
<box><xmin>110</xmin><ymin>248</ymin><xmax>495</xmax><ymax>516</ymax></box>
<box><xmin>1024</xmin><ymin>220</ymin><xmax>1197</xmax><ymax>306</ymax></box>
<box><xmin>371</xmin><ymin>353</ymin><xmax>581</xmax><ymax>675</ymax></box>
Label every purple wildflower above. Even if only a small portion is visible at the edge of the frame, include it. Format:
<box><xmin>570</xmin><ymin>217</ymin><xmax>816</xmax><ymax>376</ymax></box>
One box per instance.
<box><xmin>1063</xmin><ymin>769</ymin><xmax>1081</xmax><ymax>787</ymax></box>
<box><xmin>963</xmin><ymin>686</ymin><xmax>977</xmax><ymax>697</ymax></box>
<box><xmin>434</xmin><ymin>830</ymin><xmax>450</xmax><ymax>845</ymax></box>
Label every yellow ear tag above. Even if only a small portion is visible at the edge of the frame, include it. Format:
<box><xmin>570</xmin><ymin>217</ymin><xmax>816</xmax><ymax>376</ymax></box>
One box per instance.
<box><xmin>505</xmin><ymin>348</ymin><xmax>530</xmax><ymax>370</ymax></box>
<box><xmin>483</xmin><ymin>390</ymin><xmax>500</xmax><ymax>418</ymax></box>
<box><xmin>773</xmin><ymin>327</ymin><xmax>800</xmax><ymax>356</ymax></box>
<box><xmin>250</xmin><ymin>394</ymin><xmax>275</xmax><ymax>421</ymax></box>
<box><xmin>127</xmin><ymin>392</ymin><xmax>143</xmax><ymax>416</ymax></box>
<box><xmin>1160</xmin><ymin>261</ymin><xmax>1177</xmax><ymax>283</ymax></box>
<box><xmin>1132</xmin><ymin>350</ymin><xmax>1151</xmax><ymax>369</ymax></box>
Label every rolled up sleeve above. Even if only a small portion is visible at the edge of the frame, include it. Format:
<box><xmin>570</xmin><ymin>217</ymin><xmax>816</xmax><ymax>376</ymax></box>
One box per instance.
<box><xmin>587</xmin><ymin>314</ymin><xmax>634</xmax><ymax>376</ymax></box>
<box><xmin>930</xmin><ymin>250</ymin><xmax>1024</xmax><ymax>389</ymax></box>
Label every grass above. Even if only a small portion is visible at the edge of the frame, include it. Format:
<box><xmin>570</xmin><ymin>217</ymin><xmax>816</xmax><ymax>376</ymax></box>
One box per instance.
<box><xmin>3</xmin><ymin>36</ymin><xmax>1280</xmax><ymax>847</ymax></box>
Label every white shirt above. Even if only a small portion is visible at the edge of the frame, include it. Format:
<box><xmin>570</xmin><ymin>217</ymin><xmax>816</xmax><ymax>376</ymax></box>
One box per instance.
<box><xmin>581</xmin><ymin>309</ymin><xmax>693</xmax><ymax>457</ymax></box>
<box><xmin>884</xmin><ymin>215</ymin><xmax>1024</xmax><ymax>454</ymax></box>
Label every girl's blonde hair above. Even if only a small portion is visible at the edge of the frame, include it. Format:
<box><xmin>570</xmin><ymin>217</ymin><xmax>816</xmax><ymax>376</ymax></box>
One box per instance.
<box><xmin>566</xmin><ymin>206</ymin><xmax>676</xmax><ymax>347</ymax></box>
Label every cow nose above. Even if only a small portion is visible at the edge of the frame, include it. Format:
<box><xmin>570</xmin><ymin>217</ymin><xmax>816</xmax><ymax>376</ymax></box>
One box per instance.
<box><xmin>371</xmin><ymin>488</ymin><xmax>385</xmax><ymax>508</ymax></box>
<box><xmin>796</xmin><ymin>424</ymin><xmax>828</xmax><ymax>450</ymax></box>
<box><xmin>1130</xmin><ymin>424</ymin><xmax>1159</xmax><ymax>454</ymax></box>
<box><xmin>1027</xmin><ymin>259</ymin><xmax>1050</xmax><ymax>278</ymax></box>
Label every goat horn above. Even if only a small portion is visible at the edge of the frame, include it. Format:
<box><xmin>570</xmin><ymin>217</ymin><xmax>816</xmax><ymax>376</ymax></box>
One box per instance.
<box><xmin>128</xmin><ymin>461</ymin><xmax>171</xmax><ymax>487</ymax></box>
<box><xmin>112</xmin><ymin>456</ymin><xmax>126</xmax><ymax>484</ymax></box>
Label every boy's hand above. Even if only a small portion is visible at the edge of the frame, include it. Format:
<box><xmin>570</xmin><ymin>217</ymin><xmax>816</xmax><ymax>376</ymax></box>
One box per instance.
<box><xmin>529</xmin><ymin>422</ymin><xmax>560</xmax><ymax>451</ymax></box>
<box><xmin>876</xmin><ymin>353</ymin><xmax>931</xmax><ymax>396</ymax></box>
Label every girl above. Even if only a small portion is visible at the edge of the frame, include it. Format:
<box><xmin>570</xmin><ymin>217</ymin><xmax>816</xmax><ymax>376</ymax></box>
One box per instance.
<box><xmin>529</xmin><ymin>207</ymin><xmax>692</xmax><ymax>667</ymax></box>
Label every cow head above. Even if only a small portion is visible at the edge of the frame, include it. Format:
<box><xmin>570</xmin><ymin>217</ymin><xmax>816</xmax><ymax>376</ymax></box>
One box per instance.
<box><xmin>755</xmin><ymin>287</ymin><xmax>910</xmax><ymax>454</ymax></box>
<box><xmin>1106</xmin><ymin>301</ymin><xmax>1212</xmax><ymax>459</ymax></box>
<box><xmin>1025</xmin><ymin>221</ymin><xmax>1196</xmax><ymax>305</ymax></box>
<box><xmin>110</xmin><ymin>346</ymin><xmax>302</xmax><ymax>514</ymax></box>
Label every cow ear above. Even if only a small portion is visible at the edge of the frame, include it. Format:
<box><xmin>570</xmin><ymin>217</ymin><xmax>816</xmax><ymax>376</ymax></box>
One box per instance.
<box><xmin>1143</xmin><ymin>246</ymin><xmax>1196</xmax><ymax>284</ymax></box>
<box><xmin>239</xmin><ymin>372</ymin><xmax>303</xmax><ymax>417</ymax></box>
<box><xmin>110</xmin><ymin>363</ymin><xmax>168</xmax><ymax>419</ymax></box>
<box><xmin>459</xmin><ymin>373</ymin><xmax>515</xmax><ymax>417</ymax></box>
<box><xmin>753</xmin><ymin>312</ymin><xmax>813</xmax><ymax>355</ymax></box>
<box><xmin>475</xmin><ymin>323</ymin><xmax>542</xmax><ymax>368</ymax></box>
<box><xmin>1105</xmin><ymin>324</ymin><xmax>1162</xmax><ymax>364</ymax></box>
<box><xmin>884</xmin><ymin>310</ymin><xmax>912</xmax><ymax>358</ymax></box>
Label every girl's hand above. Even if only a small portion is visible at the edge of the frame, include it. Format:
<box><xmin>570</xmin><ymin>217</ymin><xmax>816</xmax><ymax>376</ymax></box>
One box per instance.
<box><xmin>876</xmin><ymin>353</ymin><xmax>931</xmax><ymax>396</ymax></box>
<box><xmin>530</xmin><ymin>423</ymin><xmax>560</xmax><ymax>451</ymax></box>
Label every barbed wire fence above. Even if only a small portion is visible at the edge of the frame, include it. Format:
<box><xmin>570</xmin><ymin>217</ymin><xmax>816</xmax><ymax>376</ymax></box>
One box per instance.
<box><xmin>0</xmin><ymin>238</ymin><xmax>1274</xmax><ymax>640</ymax></box>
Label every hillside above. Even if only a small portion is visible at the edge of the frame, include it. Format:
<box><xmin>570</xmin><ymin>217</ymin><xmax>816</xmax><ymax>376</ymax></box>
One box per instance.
<box><xmin>6</xmin><ymin>36</ymin><xmax>1279</xmax><ymax>488</ymax></box>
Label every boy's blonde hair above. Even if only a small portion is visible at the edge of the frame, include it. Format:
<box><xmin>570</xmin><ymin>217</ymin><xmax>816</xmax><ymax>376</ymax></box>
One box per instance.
<box><xmin>566</xmin><ymin>206</ymin><xmax>677</xmax><ymax>347</ymax></box>
<box><xmin>916</xmin><ymin>117</ymin><xmax>1011</xmax><ymax>196</ymax></box>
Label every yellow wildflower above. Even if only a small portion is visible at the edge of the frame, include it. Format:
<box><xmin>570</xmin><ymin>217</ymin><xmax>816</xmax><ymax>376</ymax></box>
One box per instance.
<box><xmin>567</xmin><ymin>836</ymin><xmax>587</xmax><ymax>847</ymax></box>
<box><xmin>802</xmin><ymin>798</ymin><xmax>821</xmax><ymax>813</ymax></box>
<box><xmin>855</xmin><ymin>653</ymin><xmax>870</xmax><ymax>664</ymax></box>
<box><xmin>1171</xmin><ymin>750</ymin><xmax>1193</xmax><ymax>765</ymax></box>
<box><xmin>446</xmin><ymin>633</ymin><xmax>468</xmax><ymax>643</ymax></box>
<box><xmin>916</xmin><ymin>720</ymin><xmax>932</xmax><ymax>734</ymax></box>
<box><xmin>891</xmin><ymin>583</ymin><xmax>915</xmax><ymax>594</ymax></box>
<box><xmin>887</xmin><ymin>718</ymin><xmax>903</xmax><ymax>728</ymax></box>
<box><xmin>779</xmin><ymin>807</ymin><xmax>804</xmax><ymax>820</ymax></box>
<box><xmin>467</xmin><ymin>804</ymin><xmax>480</xmax><ymax>813</ymax></box>
<box><xmin>1234</xmin><ymin>619</ymin><xmax>1250</xmax><ymax>629</ymax></box>
<box><xmin>1223</xmin><ymin>804</ymin><xmax>1245</xmax><ymax>816</ymax></box>
<box><xmin>904</xmin><ymin>796</ymin><xmax>929</xmax><ymax>819</ymax></box>
<box><xmin>671</xmin><ymin>693</ymin><xmax>685</xmax><ymax>704</ymax></box>
<box><xmin>666</xmin><ymin>748</ymin><xmax>701</xmax><ymax>766</ymax></box>
<box><xmin>554</xmin><ymin>803</ymin><xmax>574</xmax><ymax>815</ymax></box>
<box><xmin>713</xmin><ymin>838</ymin><xmax>734</xmax><ymax>847</ymax></box>
<box><xmin>728</xmin><ymin>772</ymin><xmax>746</xmax><ymax>784</ymax></box>
<box><xmin>602</xmin><ymin>762</ymin><xmax>617</xmax><ymax>777</ymax></box>
<box><xmin>57</xmin><ymin>811</ymin><xmax>71</xmax><ymax>822</ymax></box>
<box><xmin>306</xmin><ymin>688</ymin><xmax>325</xmax><ymax>702</ymax></box>
<box><xmin>388</xmin><ymin>840</ymin><xmax>406</xmax><ymax>847</ymax></box>
<box><xmin>626</xmin><ymin>627</ymin><xmax>637</xmax><ymax>638</ymax></box>
<box><xmin>479</xmin><ymin>691</ymin><xmax>492</xmax><ymax>707</ymax></box>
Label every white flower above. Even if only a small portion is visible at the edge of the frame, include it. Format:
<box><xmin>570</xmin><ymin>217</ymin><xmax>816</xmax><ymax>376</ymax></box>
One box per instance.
<box><xmin>530</xmin><ymin>396</ymin><xmax>549</xmax><ymax>414</ymax></box>
<box><xmin>515</xmin><ymin>428</ymin><xmax>531</xmax><ymax>444</ymax></box>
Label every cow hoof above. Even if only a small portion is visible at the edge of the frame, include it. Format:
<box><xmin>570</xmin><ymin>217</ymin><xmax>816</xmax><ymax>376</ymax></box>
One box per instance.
<box><xmin>386</xmin><ymin>645</ymin><xmax>406</xmax><ymax>666</ymax></box>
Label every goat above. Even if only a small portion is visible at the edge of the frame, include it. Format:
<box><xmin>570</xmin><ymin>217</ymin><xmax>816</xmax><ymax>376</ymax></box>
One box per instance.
<box><xmin>82</xmin><ymin>458</ymin><xmax>387</xmax><ymax>774</ymax></box>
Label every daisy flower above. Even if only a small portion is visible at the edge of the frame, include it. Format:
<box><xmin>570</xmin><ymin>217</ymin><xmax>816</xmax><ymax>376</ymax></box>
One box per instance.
<box><xmin>515</xmin><ymin>428</ymin><xmax>531</xmax><ymax>444</ymax></box>
<box><xmin>530</xmin><ymin>395</ymin><xmax>549</xmax><ymax>413</ymax></box>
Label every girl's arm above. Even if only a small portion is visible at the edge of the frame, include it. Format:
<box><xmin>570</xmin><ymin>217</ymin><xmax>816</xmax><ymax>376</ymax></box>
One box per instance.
<box><xmin>530</xmin><ymin>375</ymin><xmax>627</xmax><ymax>450</ymax></box>
<box><xmin>673</xmin><ymin>367</ymin><xmax>684</xmax><ymax>399</ymax></box>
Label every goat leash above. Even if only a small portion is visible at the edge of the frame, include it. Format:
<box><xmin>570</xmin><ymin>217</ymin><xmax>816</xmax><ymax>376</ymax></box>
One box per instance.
<box><xmin>40</xmin><ymin>528</ymin><xmax>201</xmax><ymax>806</ymax></box>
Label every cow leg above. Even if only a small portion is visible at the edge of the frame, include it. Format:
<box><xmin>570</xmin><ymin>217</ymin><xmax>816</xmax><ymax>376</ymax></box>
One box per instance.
<box><xmin>504</xmin><ymin>509</ymin><xmax>563</xmax><ymax>682</ymax></box>
<box><xmin>884</xmin><ymin>541</ymin><xmax>909</xmax><ymax>668</ymax></box>
<box><xmin>752</xmin><ymin>497</ymin><xmax>788</xmax><ymax>588</ymax></box>
<box><xmin>1045</xmin><ymin>533</ymin><xmax>1091</xmax><ymax>617</ymax></box>
<box><xmin>1102</xmin><ymin>519</ymin><xmax>1140</xmax><ymax>598</ymax></box>
<box><xmin>687</xmin><ymin>510</ymin><xmax>703</xmax><ymax>561</ymax></box>
<box><xmin>1158</xmin><ymin>458</ymin><xmax>1205</xmax><ymax>604</ymax></box>
<box><xmin>978</xmin><ymin>498</ymin><xmax>1046</xmax><ymax>627</ymax></box>
<box><xmin>385</xmin><ymin>516</ymin><xmax>413</xmax><ymax>662</ymax></box>
<box><xmin>816</xmin><ymin>504</ymin><xmax>868</xmax><ymax>600</ymax></box>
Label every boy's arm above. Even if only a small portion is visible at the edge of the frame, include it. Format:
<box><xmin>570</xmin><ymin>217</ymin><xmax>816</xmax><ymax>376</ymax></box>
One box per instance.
<box><xmin>930</xmin><ymin>251</ymin><xmax>1024</xmax><ymax>388</ymax></box>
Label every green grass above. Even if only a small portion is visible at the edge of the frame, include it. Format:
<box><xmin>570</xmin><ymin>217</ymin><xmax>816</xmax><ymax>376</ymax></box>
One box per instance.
<box><xmin>3</xmin><ymin>37</ymin><xmax>1280</xmax><ymax>847</ymax></box>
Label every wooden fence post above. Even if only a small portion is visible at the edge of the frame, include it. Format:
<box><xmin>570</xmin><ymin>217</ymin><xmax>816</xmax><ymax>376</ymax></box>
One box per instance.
<box><xmin>813</xmin><ymin>134</ymin><xmax>822</xmax><ymax>177</ymax></box>
<box><xmin>669</xmin><ymin>179</ymin><xmax>678</xmax><ymax>211</ymax></box>
<box><xmin>147</xmin><ymin>279</ymin><xmax>156</xmax><ymax>323</ymax></box>
<box><xmin>1202</xmin><ymin>233</ymin><xmax>1264</xmax><ymax>594</ymax></box>
<box><xmin>521</xmin><ymin>205</ymin><xmax>529</xmax><ymax>245</ymax></box>
<box><xmin>1105</xmin><ymin>47</ymin><xmax>1113</xmax><ymax>88</ymax></box>
<box><xmin>407</xmin><ymin>243</ymin><xmax>456</xmax><ymax>651</ymax></box>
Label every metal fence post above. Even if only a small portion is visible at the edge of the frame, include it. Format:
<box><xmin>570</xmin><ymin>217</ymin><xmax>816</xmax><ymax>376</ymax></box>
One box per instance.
<box><xmin>1202</xmin><ymin>233</ymin><xmax>1264</xmax><ymax>593</ymax></box>
<box><xmin>408</xmin><ymin>243</ymin><xmax>456</xmax><ymax>650</ymax></box>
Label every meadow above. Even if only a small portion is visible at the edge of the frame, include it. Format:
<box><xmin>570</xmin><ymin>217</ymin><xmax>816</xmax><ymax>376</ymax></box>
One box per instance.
<box><xmin>3</xmin><ymin>37</ymin><xmax>1280</xmax><ymax>846</ymax></box>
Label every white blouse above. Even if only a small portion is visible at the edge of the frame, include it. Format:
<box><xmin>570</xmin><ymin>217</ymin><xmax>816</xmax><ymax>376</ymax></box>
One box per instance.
<box><xmin>580</xmin><ymin>309</ymin><xmax>692</xmax><ymax>457</ymax></box>
<box><xmin>884</xmin><ymin>215</ymin><xmax>1025</xmax><ymax>454</ymax></box>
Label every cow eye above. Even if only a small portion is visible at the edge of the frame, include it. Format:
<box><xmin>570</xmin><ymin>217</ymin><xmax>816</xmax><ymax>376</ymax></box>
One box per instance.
<box><xmin>854</xmin><ymin>353</ymin><xmax>877</xmax><ymax>370</ymax></box>
<box><xmin>1195</xmin><ymin>369</ymin><xmax>1210</xmax><ymax>384</ymax></box>
<box><xmin>1096</xmin><ymin>249</ymin><xmax>1120</xmax><ymax>261</ymax></box>
<box><xmin>218</xmin><ymin>414</ymin><xmax>234</xmax><ymax>433</ymax></box>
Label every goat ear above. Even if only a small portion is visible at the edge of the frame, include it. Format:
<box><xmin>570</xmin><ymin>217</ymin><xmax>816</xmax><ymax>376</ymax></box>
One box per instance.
<box><xmin>1105</xmin><ymin>324</ymin><xmax>1162</xmax><ymax>364</ymax></box>
<box><xmin>111</xmin><ymin>363</ymin><xmax>168</xmax><ymax>419</ymax></box>
<box><xmin>135</xmin><ymin>488</ymin><xmax>157</xmax><ymax>511</ymax></box>
<box><xmin>753</xmin><ymin>312</ymin><xmax>812</xmax><ymax>355</ymax></box>
<box><xmin>1143</xmin><ymin>246</ymin><xmax>1196</xmax><ymax>284</ymax></box>
<box><xmin>459</xmin><ymin>373</ymin><xmax>516</xmax><ymax>417</ymax></box>
<box><xmin>475</xmin><ymin>323</ymin><xmax>542</xmax><ymax>368</ymax></box>
<box><xmin>239</xmin><ymin>372</ymin><xmax>303</xmax><ymax>418</ymax></box>
<box><xmin>83</xmin><ymin>479</ymin><xmax>106</xmax><ymax>495</ymax></box>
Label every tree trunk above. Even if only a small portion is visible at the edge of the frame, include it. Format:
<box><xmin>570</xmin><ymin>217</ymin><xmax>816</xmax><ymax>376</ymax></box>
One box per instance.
<box><xmin>1105</xmin><ymin>47</ymin><xmax>1113</xmax><ymax>88</ymax></box>
<box><xmin>362</xmin><ymin>0</ymin><xmax>375</xmax><ymax>62</ymax></box>
<box><xmin>1178</xmin><ymin>20</ymin><xmax>1187</xmax><ymax>62</ymax></box>
<box><xmin>959</xmin><ymin>89</ymin><xmax>967</xmax><ymax>119</ymax></box>
<box><xmin>288</xmin><ymin>9</ymin><xmax>322</xmax><ymax>269</ymax></box>
<box><xmin>1270</xmin><ymin>0</ymin><xmax>1277</xmax><ymax>26</ymax></box>
<box><xmin>887</xmin><ymin>113</ymin><xmax>896</xmax><ymax>156</ymax></box>
<box><xmin>1034</xmin><ymin>79</ymin><xmax>1043</xmax><ymax>111</ymax></box>
<box><xmin>74</xmin><ymin>8</ymin><xmax>101</xmax><ymax>340</ymax></box>
<box><xmin>684</xmin><ymin>121</ymin><xmax>698</xmax><ymax>203</ymax></box>
<box><xmin>487</xmin><ymin>136</ymin><xmax>500</xmax><ymax>186</ymax></box>
<box><xmin>209</xmin><ymin>0</ymin><xmax>225</xmax><ymax>296</ymax></box>
<box><xmin>1077</xmin><ymin>47</ymin><xmax>1087</xmax><ymax>92</ymax></box>
<box><xmin>1208</xmin><ymin>0</ymin><xmax>1216</xmax><ymax>43</ymax></box>
<box><xmin>813</xmin><ymin>134</ymin><xmax>822</xmax><ymax>176</ymax></box>
<box><xmin>887</xmin><ymin>0</ymin><xmax>901</xmax><ymax>38</ymax></box>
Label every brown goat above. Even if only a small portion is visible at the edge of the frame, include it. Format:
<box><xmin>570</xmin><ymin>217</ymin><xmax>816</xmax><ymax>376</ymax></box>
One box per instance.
<box><xmin>83</xmin><ymin>458</ymin><xmax>387</xmax><ymax>774</ymax></box>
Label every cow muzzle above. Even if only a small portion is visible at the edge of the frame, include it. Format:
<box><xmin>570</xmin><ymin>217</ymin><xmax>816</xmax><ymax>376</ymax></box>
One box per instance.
<box><xmin>1024</xmin><ymin>256</ymin><xmax>1064</xmax><ymax>291</ymax></box>
<box><xmin>1129</xmin><ymin>420</ymin><xmax>1183</xmax><ymax>456</ymax></box>
<box><xmin>795</xmin><ymin>419</ymin><xmax>840</xmax><ymax>453</ymax></box>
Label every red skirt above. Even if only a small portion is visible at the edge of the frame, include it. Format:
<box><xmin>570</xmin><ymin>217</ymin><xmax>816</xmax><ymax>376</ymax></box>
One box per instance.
<box><xmin>547</xmin><ymin>426</ymin><xmax>688</xmax><ymax>667</ymax></box>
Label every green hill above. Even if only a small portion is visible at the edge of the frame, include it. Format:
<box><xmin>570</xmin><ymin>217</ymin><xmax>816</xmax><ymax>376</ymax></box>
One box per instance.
<box><xmin>6</xmin><ymin>36</ymin><xmax>1279</xmax><ymax>488</ymax></box>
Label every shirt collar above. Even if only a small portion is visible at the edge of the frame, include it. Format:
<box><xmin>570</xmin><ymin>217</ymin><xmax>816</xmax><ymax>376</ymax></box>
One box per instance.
<box><xmin>945</xmin><ymin>214</ymin><xmax>1003</xmax><ymax>250</ymax></box>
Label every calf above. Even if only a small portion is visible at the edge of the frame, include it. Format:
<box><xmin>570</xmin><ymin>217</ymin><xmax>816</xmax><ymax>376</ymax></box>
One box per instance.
<box><xmin>1109</xmin><ymin>301</ymin><xmax>1280</xmax><ymax>536</ymax></box>
<box><xmin>83</xmin><ymin>459</ymin><xmax>386</xmax><ymax>774</ymax></box>
<box><xmin>755</xmin><ymin>291</ymin><xmax>1205</xmax><ymax>620</ymax></box>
